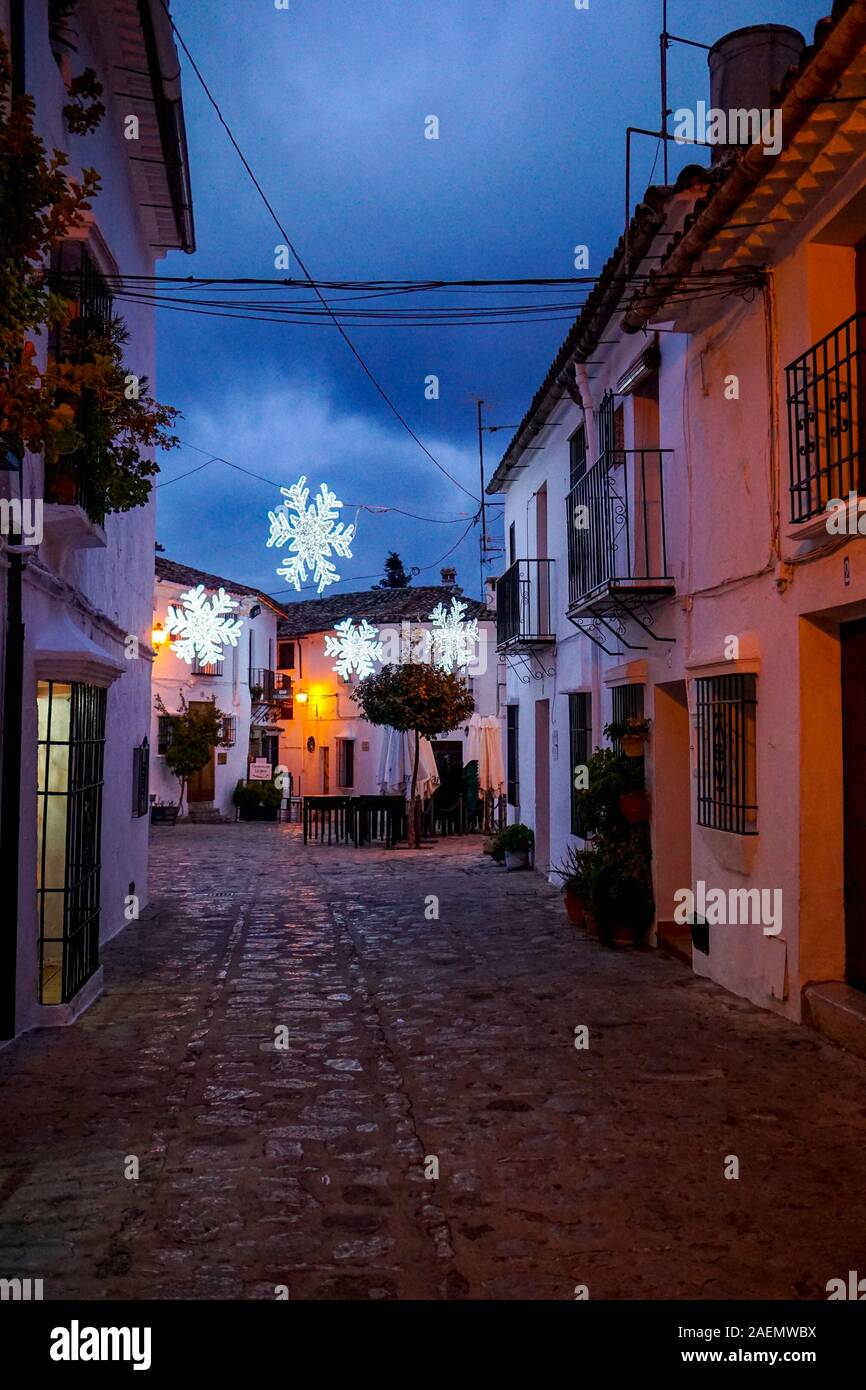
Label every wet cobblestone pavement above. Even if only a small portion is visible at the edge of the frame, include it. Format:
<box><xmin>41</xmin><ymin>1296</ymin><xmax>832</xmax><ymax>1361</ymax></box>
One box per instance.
<box><xmin>2</xmin><ymin>822</ymin><xmax>866</xmax><ymax>1300</ymax></box>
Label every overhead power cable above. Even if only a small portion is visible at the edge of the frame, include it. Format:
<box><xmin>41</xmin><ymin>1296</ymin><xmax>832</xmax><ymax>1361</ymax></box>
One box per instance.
<box><xmin>155</xmin><ymin>0</ymin><xmax>478</xmax><ymax>502</ymax></box>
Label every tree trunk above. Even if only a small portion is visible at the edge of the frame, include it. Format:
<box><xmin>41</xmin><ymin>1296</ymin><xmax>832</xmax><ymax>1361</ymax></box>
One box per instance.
<box><xmin>408</xmin><ymin>729</ymin><xmax>421</xmax><ymax>848</ymax></box>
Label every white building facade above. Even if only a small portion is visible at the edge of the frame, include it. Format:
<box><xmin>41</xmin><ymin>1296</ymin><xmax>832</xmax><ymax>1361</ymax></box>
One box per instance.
<box><xmin>0</xmin><ymin>0</ymin><xmax>194</xmax><ymax>1037</ymax></box>
<box><xmin>151</xmin><ymin>560</ymin><xmax>285</xmax><ymax>821</ymax></box>
<box><xmin>490</xmin><ymin>12</ymin><xmax>866</xmax><ymax>1049</ymax></box>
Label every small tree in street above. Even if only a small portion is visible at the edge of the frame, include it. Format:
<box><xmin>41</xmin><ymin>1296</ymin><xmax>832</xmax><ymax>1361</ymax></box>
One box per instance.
<box><xmin>352</xmin><ymin>663</ymin><xmax>475</xmax><ymax>846</ymax></box>
<box><xmin>154</xmin><ymin>692</ymin><xmax>226</xmax><ymax>813</ymax></box>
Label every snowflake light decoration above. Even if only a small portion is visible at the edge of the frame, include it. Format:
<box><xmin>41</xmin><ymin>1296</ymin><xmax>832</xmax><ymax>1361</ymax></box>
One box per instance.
<box><xmin>266</xmin><ymin>475</ymin><xmax>355</xmax><ymax>594</ymax></box>
<box><xmin>428</xmin><ymin>597</ymin><xmax>479</xmax><ymax>673</ymax></box>
<box><xmin>164</xmin><ymin>585</ymin><xmax>244</xmax><ymax>666</ymax></box>
<box><xmin>324</xmin><ymin>617</ymin><xmax>384</xmax><ymax>680</ymax></box>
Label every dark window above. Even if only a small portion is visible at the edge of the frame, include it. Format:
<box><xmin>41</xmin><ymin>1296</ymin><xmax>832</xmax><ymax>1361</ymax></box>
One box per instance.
<box><xmin>610</xmin><ymin>684</ymin><xmax>644</xmax><ymax>755</ymax></box>
<box><xmin>568</xmin><ymin>692</ymin><xmax>592</xmax><ymax>836</ymax></box>
<box><xmin>569</xmin><ymin>424</ymin><xmax>587</xmax><ymax>488</ymax></box>
<box><xmin>696</xmin><ymin>674</ymin><xmax>758</xmax><ymax>835</ymax></box>
<box><xmin>221</xmin><ymin>716</ymin><xmax>237</xmax><ymax>747</ymax></box>
<box><xmin>277</xmin><ymin>640</ymin><xmax>296</xmax><ymax>670</ymax></box>
<box><xmin>336</xmin><ymin>738</ymin><xmax>355</xmax><ymax>789</ymax></box>
<box><xmin>132</xmin><ymin>737</ymin><xmax>150</xmax><ymax>817</ymax></box>
<box><xmin>48</xmin><ymin>242</ymin><xmax>114</xmax><ymax>362</ymax></box>
<box><xmin>157</xmin><ymin>715</ymin><xmax>177</xmax><ymax>755</ymax></box>
<box><xmin>597</xmin><ymin>390</ymin><xmax>625</xmax><ymax>463</ymax></box>
<box><xmin>192</xmin><ymin>657</ymin><xmax>224</xmax><ymax>677</ymax></box>
<box><xmin>508</xmin><ymin>521</ymin><xmax>516</xmax><ymax>567</ymax></box>
<box><xmin>506</xmin><ymin>705</ymin><xmax>519</xmax><ymax>806</ymax></box>
<box><xmin>36</xmin><ymin>681</ymin><xmax>107</xmax><ymax>1005</ymax></box>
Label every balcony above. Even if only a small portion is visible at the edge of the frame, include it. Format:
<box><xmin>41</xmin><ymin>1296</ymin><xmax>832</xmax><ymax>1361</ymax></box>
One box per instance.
<box><xmin>566</xmin><ymin>449</ymin><xmax>675</xmax><ymax>616</ymax></box>
<box><xmin>495</xmin><ymin>559</ymin><xmax>555</xmax><ymax>652</ymax></box>
<box><xmin>249</xmin><ymin>668</ymin><xmax>291</xmax><ymax>704</ymax></box>
<box><xmin>786</xmin><ymin>312</ymin><xmax>865</xmax><ymax>524</ymax></box>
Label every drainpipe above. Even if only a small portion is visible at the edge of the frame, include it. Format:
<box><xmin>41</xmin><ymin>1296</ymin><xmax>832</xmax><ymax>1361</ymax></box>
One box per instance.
<box><xmin>573</xmin><ymin>362</ymin><xmax>597</xmax><ymax>459</ymax></box>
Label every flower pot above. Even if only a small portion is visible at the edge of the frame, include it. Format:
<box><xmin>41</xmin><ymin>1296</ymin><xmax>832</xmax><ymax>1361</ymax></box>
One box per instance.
<box><xmin>47</xmin><ymin>468</ymin><xmax>79</xmax><ymax>506</ymax></box>
<box><xmin>151</xmin><ymin>805</ymin><xmax>178</xmax><ymax>825</ymax></box>
<box><xmin>563</xmin><ymin>887</ymin><xmax>586</xmax><ymax>926</ymax></box>
<box><xmin>504</xmin><ymin>848</ymin><xmax>529</xmax><ymax>871</ymax></box>
<box><xmin>621</xmin><ymin>734</ymin><xmax>646</xmax><ymax>758</ymax></box>
<box><xmin>619</xmin><ymin>789</ymin><xmax>650</xmax><ymax>824</ymax></box>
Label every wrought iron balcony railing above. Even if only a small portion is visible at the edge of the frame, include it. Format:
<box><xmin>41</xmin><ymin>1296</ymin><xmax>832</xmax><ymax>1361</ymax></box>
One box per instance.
<box><xmin>249</xmin><ymin>668</ymin><xmax>290</xmax><ymax>703</ymax></box>
<box><xmin>496</xmin><ymin>559</ymin><xmax>555</xmax><ymax>651</ymax></box>
<box><xmin>786</xmin><ymin>312</ymin><xmax>866</xmax><ymax>524</ymax></box>
<box><xmin>566</xmin><ymin>448</ymin><xmax>674</xmax><ymax>613</ymax></box>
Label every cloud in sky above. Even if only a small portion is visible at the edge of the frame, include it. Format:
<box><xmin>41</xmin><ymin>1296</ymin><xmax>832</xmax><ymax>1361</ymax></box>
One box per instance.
<box><xmin>157</xmin><ymin>375</ymin><xmax>480</xmax><ymax>602</ymax></box>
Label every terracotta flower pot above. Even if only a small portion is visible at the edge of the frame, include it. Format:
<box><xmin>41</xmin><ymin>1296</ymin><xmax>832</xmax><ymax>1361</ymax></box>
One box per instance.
<box><xmin>619</xmin><ymin>789</ymin><xmax>650</xmax><ymax>824</ymax></box>
<box><xmin>563</xmin><ymin>888</ymin><xmax>586</xmax><ymax>926</ymax></box>
<box><xmin>621</xmin><ymin>734</ymin><xmax>646</xmax><ymax>758</ymax></box>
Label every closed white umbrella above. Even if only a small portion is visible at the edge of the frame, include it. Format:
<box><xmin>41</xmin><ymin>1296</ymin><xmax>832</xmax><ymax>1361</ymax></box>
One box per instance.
<box><xmin>479</xmin><ymin>715</ymin><xmax>505</xmax><ymax>795</ymax></box>
<box><xmin>377</xmin><ymin>727</ymin><xmax>440</xmax><ymax>799</ymax></box>
<box><xmin>465</xmin><ymin>712</ymin><xmax>484</xmax><ymax>767</ymax></box>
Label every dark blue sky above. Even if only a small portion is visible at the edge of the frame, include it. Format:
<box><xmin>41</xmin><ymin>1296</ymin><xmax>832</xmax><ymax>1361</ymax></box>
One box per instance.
<box><xmin>156</xmin><ymin>0</ymin><xmax>826</xmax><ymax>602</ymax></box>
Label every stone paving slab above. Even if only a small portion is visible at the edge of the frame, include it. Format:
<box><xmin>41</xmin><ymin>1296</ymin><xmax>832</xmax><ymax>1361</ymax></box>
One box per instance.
<box><xmin>1</xmin><ymin>823</ymin><xmax>865</xmax><ymax>1300</ymax></box>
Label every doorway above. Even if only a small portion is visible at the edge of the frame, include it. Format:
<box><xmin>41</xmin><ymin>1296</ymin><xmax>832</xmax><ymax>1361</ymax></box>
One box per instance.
<box><xmin>187</xmin><ymin>703</ymin><xmax>215</xmax><ymax>803</ymax></box>
<box><xmin>842</xmin><ymin>618</ymin><xmax>866</xmax><ymax>989</ymax></box>
<box><xmin>534</xmin><ymin>699</ymin><xmax>550</xmax><ymax>873</ymax></box>
<box><xmin>321</xmin><ymin>746</ymin><xmax>330</xmax><ymax>794</ymax></box>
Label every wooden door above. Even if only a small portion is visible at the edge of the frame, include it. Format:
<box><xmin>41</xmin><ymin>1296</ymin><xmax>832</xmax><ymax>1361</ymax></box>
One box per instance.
<box><xmin>321</xmin><ymin>747</ymin><xmax>330</xmax><ymax>794</ymax></box>
<box><xmin>842</xmin><ymin>618</ymin><xmax>866</xmax><ymax>989</ymax></box>
<box><xmin>187</xmin><ymin>702</ymin><xmax>215</xmax><ymax>802</ymax></box>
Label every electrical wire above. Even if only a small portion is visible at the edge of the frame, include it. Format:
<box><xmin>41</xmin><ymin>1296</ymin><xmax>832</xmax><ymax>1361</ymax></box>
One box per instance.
<box><xmin>155</xmin><ymin>0</ymin><xmax>478</xmax><ymax>503</ymax></box>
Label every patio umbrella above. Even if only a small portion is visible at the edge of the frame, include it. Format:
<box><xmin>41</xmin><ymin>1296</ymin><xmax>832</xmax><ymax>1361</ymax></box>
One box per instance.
<box><xmin>465</xmin><ymin>712</ymin><xmax>484</xmax><ymax>767</ymax></box>
<box><xmin>377</xmin><ymin>727</ymin><xmax>440</xmax><ymax>799</ymax></box>
<box><xmin>478</xmin><ymin>715</ymin><xmax>505</xmax><ymax>795</ymax></box>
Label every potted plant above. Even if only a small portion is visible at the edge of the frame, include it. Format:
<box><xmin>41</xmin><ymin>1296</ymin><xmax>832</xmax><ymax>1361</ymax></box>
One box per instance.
<box><xmin>591</xmin><ymin>825</ymin><xmax>654</xmax><ymax>947</ymax></box>
<box><xmin>150</xmin><ymin>799</ymin><xmax>179</xmax><ymax>826</ymax></box>
<box><xmin>574</xmin><ymin>747</ymin><xmax>646</xmax><ymax>837</ymax></box>
<box><xmin>483</xmin><ymin>829</ymin><xmax>506</xmax><ymax>865</ymax></box>
<box><xmin>232</xmin><ymin>779</ymin><xmax>282</xmax><ymax>823</ymax></box>
<box><xmin>498</xmin><ymin>823</ymin><xmax>534</xmax><ymax>871</ymax></box>
<box><xmin>604</xmin><ymin>715</ymin><xmax>651</xmax><ymax>758</ymax></box>
<box><xmin>553</xmin><ymin>843</ymin><xmax>600</xmax><ymax>925</ymax></box>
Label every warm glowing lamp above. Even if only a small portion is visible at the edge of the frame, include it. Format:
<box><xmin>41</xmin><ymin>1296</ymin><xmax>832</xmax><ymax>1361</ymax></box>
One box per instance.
<box><xmin>295</xmin><ymin>689</ymin><xmax>309</xmax><ymax>704</ymax></box>
<box><xmin>152</xmin><ymin>622</ymin><xmax>168</xmax><ymax>648</ymax></box>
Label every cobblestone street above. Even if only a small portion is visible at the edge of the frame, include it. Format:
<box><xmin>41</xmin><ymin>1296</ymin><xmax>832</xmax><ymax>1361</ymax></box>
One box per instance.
<box><xmin>2</xmin><ymin>823</ymin><xmax>866</xmax><ymax>1300</ymax></box>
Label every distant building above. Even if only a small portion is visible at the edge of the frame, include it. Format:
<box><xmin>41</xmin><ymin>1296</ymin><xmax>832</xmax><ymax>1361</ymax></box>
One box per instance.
<box><xmin>151</xmin><ymin>559</ymin><xmax>285</xmax><ymax>820</ymax></box>
<box><xmin>276</xmin><ymin>572</ymin><xmax>501</xmax><ymax>804</ymax></box>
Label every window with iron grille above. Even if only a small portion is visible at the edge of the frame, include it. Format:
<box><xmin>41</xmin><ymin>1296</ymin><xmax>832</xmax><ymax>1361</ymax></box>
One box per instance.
<box><xmin>132</xmin><ymin>737</ymin><xmax>150</xmax><ymax>817</ymax></box>
<box><xmin>157</xmin><ymin>715</ymin><xmax>177</xmax><ymax>755</ymax></box>
<box><xmin>569</xmin><ymin>424</ymin><xmax>587</xmax><ymax>488</ymax></box>
<box><xmin>336</xmin><ymin>738</ymin><xmax>355</xmax><ymax>789</ymax></box>
<box><xmin>277</xmin><ymin>639</ymin><xmax>296</xmax><ymax>670</ymax></box>
<box><xmin>610</xmin><ymin>684</ymin><xmax>644</xmax><ymax>754</ymax></box>
<box><xmin>36</xmin><ymin>681</ymin><xmax>106</xmax><ymax>1005</ymax></box>
<box><xmin>48</xmin><ymin>242</ymin><xmax>114</xmax><ymax>361</ymax></box>
<box><xmin>786</xmin><ymin>313</ymin><xmax>865</xmax><ymax>523</ymax></box>
<box><xmin>568</xmin><ymin>692</ymin><xmax>591</xmax><ymax>836</ymax></box>
<box><xmin>221</xmin><ymin>716</ymin><xmax>237</xmax><ymax>747</ymax></box>
<box><xmin>696</xmin><ymin>674</ymin><xmax>758</xmax><ymax>835</ymax></box>
<box><xmin>506</xmin><ymin>705</ymin><xmax>519</xmax><ymax>806</ymax></box>
<box><xmin>192</xmin><ymin>657</ymin><xmax>224</xmax><ymax>677</ymax></box>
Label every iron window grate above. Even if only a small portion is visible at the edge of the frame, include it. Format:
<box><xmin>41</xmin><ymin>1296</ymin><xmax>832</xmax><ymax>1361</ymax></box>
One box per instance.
<box><xmin>568</xmin><ymin>692</ymin><xmax>591</xmax><ymax>836</ymax></box>
<box><xmin>36</xmin><ymin>681</ymin><xmax>106</xmax><ymax>1004</ymax></box>
<box><xmin>786</xmin><ymin>312</ymin><xmax>865</xmax><ymax>523</ymax></box>
<box><xmin>506</xmin><ymin>705</ymin><xmax>519</xmax><ymax>807</ymax></box>
<box><xmin>610</xmin><ymin>684</ymin><xmax>644</xmax><ymax>756</ymax></box>
<box><xmin>696</xmin><ymin>674</ymin><xmax>758</xmax><ymax>835</ymax></box>
<box><xmin>132</xmin><ymin>737</ymin><xmax>150</xmax><ymax>817</ymax></box>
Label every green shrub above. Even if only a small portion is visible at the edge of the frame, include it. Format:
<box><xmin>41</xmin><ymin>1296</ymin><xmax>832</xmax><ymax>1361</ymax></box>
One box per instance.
<box><xmin>232</xmin><ymin>779</ymin><xmax>282</xmax><ymax>811</ymax></box>
<box><xmin>498</xmin><ymin>823</ymin><xmax>534</xmax><ymax>853</ymax></box>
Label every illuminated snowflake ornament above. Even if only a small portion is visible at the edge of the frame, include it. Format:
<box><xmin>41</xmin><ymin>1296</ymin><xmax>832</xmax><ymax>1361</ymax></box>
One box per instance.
<box><xmin>324</xmin><ymin>618</ymin><xmax>384</xmax><ymax>680</ymax></box>
<box><xmin>428</xmin><ymin>597</ymin><xmax>479</xmax><ymax>672</ymax></box>
<box><xmin>266</xmin><ymin>475</ymin><xmax>355</xmax><ymax>594</ymax></box>
<box><xmin>164</xmin><ymin>585</ymin><xmax>244</xmax><ymax>666</ymax></box>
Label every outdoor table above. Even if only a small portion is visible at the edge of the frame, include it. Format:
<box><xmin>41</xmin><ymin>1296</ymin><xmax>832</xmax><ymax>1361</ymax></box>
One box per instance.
<box><xmin>302</xmin><ymin>795</ymin><xmax>354</xmax><ymax>844</ymax></box>
<box><xmin>352</xmin><ymin>795</ymin><xmax>407</xmax><ymax>847</ymax></box>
